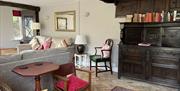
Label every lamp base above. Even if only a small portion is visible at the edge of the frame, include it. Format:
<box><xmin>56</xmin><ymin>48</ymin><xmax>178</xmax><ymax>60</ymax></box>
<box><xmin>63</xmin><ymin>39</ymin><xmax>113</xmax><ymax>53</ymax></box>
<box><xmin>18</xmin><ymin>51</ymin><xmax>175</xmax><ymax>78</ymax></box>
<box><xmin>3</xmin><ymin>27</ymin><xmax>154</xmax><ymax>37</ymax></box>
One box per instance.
<box><xmin>77</xmin><ymin>45</ymin><xmax>85</xmax><ymax>54</ymax></box>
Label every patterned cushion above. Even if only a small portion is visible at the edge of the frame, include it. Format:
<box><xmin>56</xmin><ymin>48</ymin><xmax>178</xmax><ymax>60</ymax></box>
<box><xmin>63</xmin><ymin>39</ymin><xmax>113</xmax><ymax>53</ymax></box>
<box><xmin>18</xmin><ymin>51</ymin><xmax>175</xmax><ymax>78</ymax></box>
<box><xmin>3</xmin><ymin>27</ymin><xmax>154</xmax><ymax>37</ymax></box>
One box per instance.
<box><xmin>51</xmin><ymin>38</ymin><xmax>63</xmax><ymax>48</ymax></box>
<box><xmin>29</xmin><ymin>37</ymin><xmax>40</xmax><ymax>50</ymax></box>
<box><xmin>35</xmin><ymin>36</ymin><xmax>47</xmax><ymax>44</ymax></box>
<box><xmin>60</xmin><ymin>40</ymin><xmax>68</xmax><ymax>48</ymax></box>
<box><xmin>42</xmin><ymin>37</ymin><xmax>52</xmax><ymax>50</ymax></box>
<box><xmin>101</xmin><ymin>44</ymin><xmax>110</xmax><ymax>58</ymax></box>
<box><xmin>56</xmin><ymin>75</ymin><xmax>88</xmax><ymax>91</ymax></box>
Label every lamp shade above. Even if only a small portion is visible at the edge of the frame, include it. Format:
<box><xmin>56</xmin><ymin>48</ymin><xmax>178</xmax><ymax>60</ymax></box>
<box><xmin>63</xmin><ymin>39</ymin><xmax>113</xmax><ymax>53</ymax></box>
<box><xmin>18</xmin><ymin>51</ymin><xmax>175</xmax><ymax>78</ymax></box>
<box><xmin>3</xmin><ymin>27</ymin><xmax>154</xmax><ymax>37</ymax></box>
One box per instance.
<box><xmin>75</xmin><ymin>35</ymin><xmax>87</xmax><ymax>45</ymax></box>
<box><xmin>31</xmin><ymin>22</ymin><xmax>41</xmax><ymax>30</ymax></box>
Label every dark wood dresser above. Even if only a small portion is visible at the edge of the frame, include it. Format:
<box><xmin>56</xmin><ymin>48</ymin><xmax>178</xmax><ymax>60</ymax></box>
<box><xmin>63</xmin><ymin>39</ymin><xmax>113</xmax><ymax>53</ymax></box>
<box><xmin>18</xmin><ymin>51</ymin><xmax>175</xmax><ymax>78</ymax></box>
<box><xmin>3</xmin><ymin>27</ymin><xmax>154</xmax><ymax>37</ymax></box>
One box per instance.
<box><xmin>118</xmin><ymin>22</ymin><xmax>180</xmax><ymax>89</ymax></box>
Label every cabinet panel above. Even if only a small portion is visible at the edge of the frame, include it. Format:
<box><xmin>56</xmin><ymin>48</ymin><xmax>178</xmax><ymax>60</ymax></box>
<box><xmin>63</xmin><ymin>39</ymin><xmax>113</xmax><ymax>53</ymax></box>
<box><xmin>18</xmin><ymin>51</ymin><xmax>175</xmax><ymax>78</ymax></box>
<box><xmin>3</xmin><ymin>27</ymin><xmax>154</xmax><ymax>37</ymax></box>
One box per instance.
<box><xmin>169</xmin><ymin>0</ymin><xmax>180</xmax><ymax>10</ymax></box>
<box><xmin>122</xmin><ymin>27</ymin><xmax>143</xmax><ymax>45</ymax></box>
<box><xmin>162</xmin><ymin>27</ymin><xmax>180</xmax><ymax>48</ymax></box>
<box><xmin>118</xmin><ymin>45</ymin><xmax>180</xmax><ymax>88</ymax></box>
<box><xmin>152</xmin><ymin>67</ymin><xmax>178</xmax><ymax>80</ymax></box>
<box><xmin>153</xmin><ymin>0</ymin><xmax>168</xmax><ymax>12</ymax></box>
<box><xmin>145</xmin><ymin>28</ymin><xmax>161</xmax><ymax>46</ymax></box>
<box><xmin>116</xmin><ymin>0</ymin><xmax>138</xmax><ymax>16</ymax></box>
<box><xmin>120</xmin><ymin>45</ymin><xmax>146</xmax><ymax>79</ymax></box>
<box><xmin>138</xmin><ymin>0</ymin><xmax>153</xmax><ymax>13</ymax></box>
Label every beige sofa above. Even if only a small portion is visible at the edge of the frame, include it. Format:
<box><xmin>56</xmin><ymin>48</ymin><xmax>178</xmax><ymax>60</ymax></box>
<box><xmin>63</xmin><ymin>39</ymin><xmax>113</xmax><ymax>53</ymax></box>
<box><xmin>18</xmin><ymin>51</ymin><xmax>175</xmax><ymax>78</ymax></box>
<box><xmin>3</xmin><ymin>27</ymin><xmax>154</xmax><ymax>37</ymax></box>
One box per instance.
<box><xmin>17</xmin><ymin>36</ymin><xmax>73</xmax><ymax>53</ymax></box>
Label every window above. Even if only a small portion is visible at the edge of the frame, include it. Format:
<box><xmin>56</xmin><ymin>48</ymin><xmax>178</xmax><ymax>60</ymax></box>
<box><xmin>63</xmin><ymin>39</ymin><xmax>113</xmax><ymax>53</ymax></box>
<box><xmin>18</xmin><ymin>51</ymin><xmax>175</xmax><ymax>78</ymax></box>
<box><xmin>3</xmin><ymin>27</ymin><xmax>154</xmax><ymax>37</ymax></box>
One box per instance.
<box><xmin>24</xmin><ymin>16</ymin><xmax>33</xmax><ymax>38</ymax></box>
<box><xmin>12</xmin><ymin>10</ymin><xmax>23</xmax><ymax>40</ymax></box>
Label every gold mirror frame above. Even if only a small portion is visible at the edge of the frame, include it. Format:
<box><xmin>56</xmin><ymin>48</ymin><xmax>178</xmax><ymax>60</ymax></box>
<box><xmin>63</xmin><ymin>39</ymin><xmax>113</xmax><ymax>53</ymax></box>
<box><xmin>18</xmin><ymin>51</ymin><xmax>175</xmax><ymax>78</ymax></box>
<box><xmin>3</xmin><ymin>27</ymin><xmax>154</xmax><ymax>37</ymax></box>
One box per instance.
<box><xmin>54</xmin><ymin>11</ymin><xmax>76</xmax><ymax>32</ymax></box>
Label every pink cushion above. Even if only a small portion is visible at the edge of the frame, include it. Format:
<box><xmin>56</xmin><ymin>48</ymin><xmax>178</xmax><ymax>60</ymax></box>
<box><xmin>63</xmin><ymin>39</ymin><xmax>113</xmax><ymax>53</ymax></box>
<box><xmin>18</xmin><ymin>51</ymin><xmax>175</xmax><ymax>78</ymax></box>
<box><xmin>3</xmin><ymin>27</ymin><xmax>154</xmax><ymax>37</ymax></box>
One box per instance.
<box><xmin>42</xmin><ymin>37</ymin><xmax>52</xmax><ymax>49</ymax></box>
<box><xmin>56</xmin><ymin>75</ymin><xmax>89</xmax><ymax>91</ymax></box>
<box><xmin>101</xmin><ymin>44</ymin><xmax>110</xmax><ymax>58</ymax></box>
<box><xmin>36</xmin><ymin>44</ymin><xmax>44</xmax><ymax>50</ymax></box>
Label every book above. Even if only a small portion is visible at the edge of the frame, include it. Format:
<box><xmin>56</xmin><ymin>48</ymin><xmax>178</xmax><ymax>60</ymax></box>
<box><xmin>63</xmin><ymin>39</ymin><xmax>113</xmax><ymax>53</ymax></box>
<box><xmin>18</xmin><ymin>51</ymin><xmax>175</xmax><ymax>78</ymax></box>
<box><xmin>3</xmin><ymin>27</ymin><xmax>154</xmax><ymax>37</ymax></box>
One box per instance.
<box><xmin>133</xmin><ymin>13</ymin><xmax>139</xmax><ymax>22</ymax></box>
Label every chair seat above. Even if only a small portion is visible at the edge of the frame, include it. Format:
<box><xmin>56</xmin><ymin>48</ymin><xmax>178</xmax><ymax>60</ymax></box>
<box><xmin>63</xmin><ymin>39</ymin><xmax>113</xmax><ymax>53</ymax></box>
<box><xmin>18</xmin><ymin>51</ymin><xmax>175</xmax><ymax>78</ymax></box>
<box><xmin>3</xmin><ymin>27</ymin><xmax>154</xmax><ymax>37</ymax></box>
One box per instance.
<box><xmin>56</xmin><ymin>75</ymin><xmax>89</xmax><ymax>91</ymax></box>
<box><xmin>90</xmin><ymin>55</ymin><xmax>109</xmax><ymax>62</ymax></box>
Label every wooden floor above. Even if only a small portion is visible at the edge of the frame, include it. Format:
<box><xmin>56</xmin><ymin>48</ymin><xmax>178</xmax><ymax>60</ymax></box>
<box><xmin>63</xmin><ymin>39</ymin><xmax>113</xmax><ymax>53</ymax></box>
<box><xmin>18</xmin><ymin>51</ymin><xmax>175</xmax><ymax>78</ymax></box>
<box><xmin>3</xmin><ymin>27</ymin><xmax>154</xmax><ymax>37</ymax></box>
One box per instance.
<box><xmin>0</xmin><ymin>48</ymin><xmax>17</xmax><ymax>56</ymax></box>
<box><xmin>77</xmin><ymin>69</ymin><xmax>178</xmax><ymax>91</ymax></box>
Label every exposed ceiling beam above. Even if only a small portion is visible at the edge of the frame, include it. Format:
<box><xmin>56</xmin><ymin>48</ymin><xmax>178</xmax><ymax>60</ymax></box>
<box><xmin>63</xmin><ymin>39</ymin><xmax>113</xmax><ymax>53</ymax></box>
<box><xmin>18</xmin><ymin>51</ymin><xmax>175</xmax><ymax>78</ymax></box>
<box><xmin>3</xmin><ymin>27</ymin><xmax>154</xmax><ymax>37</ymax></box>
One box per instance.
<box><xmin>0</xmin><ymin>1</ymin><xmax>40</xmax><ymax>11</ymax></box>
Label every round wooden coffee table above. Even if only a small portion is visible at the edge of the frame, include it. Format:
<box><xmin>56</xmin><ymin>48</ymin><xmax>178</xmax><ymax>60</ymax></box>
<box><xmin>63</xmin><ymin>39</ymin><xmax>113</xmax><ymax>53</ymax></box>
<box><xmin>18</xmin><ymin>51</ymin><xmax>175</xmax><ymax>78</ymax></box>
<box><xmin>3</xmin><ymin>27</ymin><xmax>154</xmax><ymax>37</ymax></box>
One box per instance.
<box><xmin>12</xmin><ymin>62</ymin><xmax>59</xmax><ymax>91</ymax></box>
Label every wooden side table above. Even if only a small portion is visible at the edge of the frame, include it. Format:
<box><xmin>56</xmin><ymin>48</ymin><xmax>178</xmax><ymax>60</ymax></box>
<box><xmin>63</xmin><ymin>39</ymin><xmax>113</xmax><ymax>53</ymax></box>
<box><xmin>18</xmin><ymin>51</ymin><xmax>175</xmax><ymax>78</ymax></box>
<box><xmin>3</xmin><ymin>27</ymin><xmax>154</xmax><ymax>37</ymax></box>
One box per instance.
<box><xmin>74</xmin><ymin>53</ymin><xmax>88</xmax><ymax>68</ymax></box>
<box><xmin>12</xmin><ymin>62</ymin><xmax>59</xmax><ymax>91</ymax></box>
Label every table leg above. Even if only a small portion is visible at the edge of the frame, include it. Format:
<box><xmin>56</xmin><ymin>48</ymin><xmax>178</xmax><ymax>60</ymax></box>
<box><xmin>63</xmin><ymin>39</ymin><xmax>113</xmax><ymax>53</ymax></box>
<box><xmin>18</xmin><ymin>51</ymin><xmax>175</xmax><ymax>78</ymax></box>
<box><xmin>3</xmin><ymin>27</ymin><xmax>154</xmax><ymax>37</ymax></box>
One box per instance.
<box><xmin>35</xmin><ymin>76</ymin><xmax>41</xmax><ymax>91</ymax></box>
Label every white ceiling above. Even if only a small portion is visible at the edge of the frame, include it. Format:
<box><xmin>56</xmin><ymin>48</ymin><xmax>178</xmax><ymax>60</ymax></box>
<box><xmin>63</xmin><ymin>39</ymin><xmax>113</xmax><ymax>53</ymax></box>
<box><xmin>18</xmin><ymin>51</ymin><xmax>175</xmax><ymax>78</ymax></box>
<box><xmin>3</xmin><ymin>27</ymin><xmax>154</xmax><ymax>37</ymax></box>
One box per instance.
<box><xmin>2</xmin><ymin>0</ymin><xmax>76</xmax><ymax>7</ymax></box>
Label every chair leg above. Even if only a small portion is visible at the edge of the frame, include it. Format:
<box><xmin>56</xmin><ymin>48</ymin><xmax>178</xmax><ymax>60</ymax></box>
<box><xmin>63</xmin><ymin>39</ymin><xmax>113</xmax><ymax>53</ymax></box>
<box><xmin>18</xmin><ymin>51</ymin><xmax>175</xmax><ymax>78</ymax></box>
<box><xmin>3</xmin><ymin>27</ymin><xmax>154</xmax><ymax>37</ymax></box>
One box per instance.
<box><xmin>96</xmin><ymin>62</ymin><xmax>98</xmax><ymax>77</ymax></box>
<box><xmin>109</xmin><ymin>61</ymin><xmax>113</xmax><ymax>75</ymax></box>
<box><xmin>90</xmin><ymin>60</ymin><xmax>92</xmax><ymax>70</ymax></box>
<box><xmin>104</xmin><ymin>61</ymin><xmax>107</xmax><ymax>71</ymax></box>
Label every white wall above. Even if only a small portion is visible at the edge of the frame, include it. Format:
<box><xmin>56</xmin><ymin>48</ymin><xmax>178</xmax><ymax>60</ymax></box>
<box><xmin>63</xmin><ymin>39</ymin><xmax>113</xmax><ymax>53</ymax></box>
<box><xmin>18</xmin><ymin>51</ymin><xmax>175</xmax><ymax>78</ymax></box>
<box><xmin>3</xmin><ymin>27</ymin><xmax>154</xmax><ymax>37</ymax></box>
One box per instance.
<box><xmin>40</xmin><ymin>1</ymin><xmax>78</xmax><ymax>38</ymax></box>
<box><xmin>0</xmin><ymin>7</ymin><xmax>2</xmax><ymax>48</ymax></box>
<box><xmin>40</xmin><ymin>0</ymin><xmax>123</xmax><ymax>72</ymax></box>
<box><xmin>0</xmin><ymin>6</ymin><xmax>19</xmax><ymax>48</ymax></box>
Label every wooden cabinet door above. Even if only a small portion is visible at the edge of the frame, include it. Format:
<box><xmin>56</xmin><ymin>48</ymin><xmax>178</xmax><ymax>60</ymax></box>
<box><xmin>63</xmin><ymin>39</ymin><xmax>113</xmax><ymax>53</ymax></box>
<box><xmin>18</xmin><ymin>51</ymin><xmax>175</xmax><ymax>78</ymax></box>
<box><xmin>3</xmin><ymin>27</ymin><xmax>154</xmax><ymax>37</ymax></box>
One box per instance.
<box><xmin>144</xmin><ymin>27</ymin><xmax>161</xmax><ymax>46</ymax></box>
<box><xmin>169</xmin><ymin>0</ymin><xmax>180</xmax><ymax>10</ymax></box>
<box><xmin>119</xmin><ymin>45</ymin><xmax>146</xmax><ymax>79</ymax></box>
<box><xmin>150</xmin><ymin>48</ymin><xmax>180</xmax><ymax>87</ymax></box>
<box><xmin>138</xmin><ymin>0</ymin><xmax>153</xmax><ymax>13</ymax></box>
<box><xmin>116</xmin><ymin>0</ymin><xmax>138</xmax><ymax>16</ymax></box>
<box><xmin>153</xmin><ymin>0</ymin><xmax>168</xmax><ymax>12</ymax></box>
<box><xmin>162</xmin><ymin>27</ymin><xmax>180</xmax><ymax>47</ymax></box>
<box><xmin>122</xmin><ymin>27</ymin><xmax>143</xmax><ymax>45</ymax></box>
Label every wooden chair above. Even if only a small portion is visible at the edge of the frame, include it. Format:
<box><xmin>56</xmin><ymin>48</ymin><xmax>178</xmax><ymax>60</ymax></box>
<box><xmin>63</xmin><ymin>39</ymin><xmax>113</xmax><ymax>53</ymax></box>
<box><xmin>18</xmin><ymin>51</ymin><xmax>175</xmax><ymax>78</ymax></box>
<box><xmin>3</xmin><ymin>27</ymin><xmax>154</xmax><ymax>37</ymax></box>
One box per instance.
<box><xmin>89</xmin><ymin>39</ymin><xmax>114</xmax><ymax>77</ymax></box>
<box><xmin>53</xmin><ymin>63</ymin><xmax>92</xmax><ymax>91</ymax></box>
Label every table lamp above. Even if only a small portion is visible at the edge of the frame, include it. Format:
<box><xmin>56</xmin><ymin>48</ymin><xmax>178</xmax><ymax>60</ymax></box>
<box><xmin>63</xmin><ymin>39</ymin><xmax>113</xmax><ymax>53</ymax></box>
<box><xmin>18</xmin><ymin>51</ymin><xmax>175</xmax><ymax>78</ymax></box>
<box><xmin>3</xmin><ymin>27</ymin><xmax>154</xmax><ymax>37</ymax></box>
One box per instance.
<box><xmin>32</xmin><ymin>22</ymin><xmax>41</xmax><ymax>36</ymax></box>
<box><xmin>75</xmin><ymin>35</ymin><xmax>87</xmax><ymax>54</ymax></box>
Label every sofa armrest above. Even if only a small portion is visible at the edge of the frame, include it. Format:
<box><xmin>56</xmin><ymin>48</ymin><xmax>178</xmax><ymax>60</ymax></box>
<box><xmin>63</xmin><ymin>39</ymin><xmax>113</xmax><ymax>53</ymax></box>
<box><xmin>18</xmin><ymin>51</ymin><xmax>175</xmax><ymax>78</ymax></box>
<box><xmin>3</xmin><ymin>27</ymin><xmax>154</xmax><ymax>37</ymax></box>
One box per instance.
<box><xmin>17</xmin><ymin>44</ymin><xmax>32</xmax><ymax>53</ymax></box>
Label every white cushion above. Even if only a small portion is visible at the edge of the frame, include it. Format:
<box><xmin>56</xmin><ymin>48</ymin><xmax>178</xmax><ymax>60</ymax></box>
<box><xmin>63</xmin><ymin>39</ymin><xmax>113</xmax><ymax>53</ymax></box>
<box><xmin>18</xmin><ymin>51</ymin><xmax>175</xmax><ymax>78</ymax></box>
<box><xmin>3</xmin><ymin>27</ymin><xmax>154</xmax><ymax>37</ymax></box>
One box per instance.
<box><xmin>29</xmin><ymin>37</ymin><xmax>40</xmax><ymax>50</ymax></box>
<box><xmin>51</xmin><ymin>38</ymin><xmax>64</xmax><ymax>48</ymax></box>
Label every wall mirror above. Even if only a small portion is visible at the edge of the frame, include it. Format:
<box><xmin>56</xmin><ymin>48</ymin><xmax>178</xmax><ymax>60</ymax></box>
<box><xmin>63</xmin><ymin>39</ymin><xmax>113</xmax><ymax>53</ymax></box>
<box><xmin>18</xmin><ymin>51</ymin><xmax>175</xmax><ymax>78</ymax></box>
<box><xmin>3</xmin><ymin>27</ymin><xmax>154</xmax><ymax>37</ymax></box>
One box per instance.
<box><xmin>55</xmin><ymin>11</ymin><xmax>76</xmax><ymax>32</ymax></box>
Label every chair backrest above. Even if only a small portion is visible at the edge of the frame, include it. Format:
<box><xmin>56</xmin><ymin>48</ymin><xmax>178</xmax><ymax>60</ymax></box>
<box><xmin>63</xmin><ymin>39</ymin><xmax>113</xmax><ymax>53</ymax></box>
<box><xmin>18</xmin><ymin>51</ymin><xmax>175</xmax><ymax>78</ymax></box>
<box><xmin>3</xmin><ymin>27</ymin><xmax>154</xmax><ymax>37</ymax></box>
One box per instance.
<box><xmin>105</xmin><ymin>39</ymin><xmax>113</xmax><ymax>48</ymax></box>
<box><xmin>54</xmin><ymin>63</ymin><xmax>76</xmax><ymax>76</ymax></box>
<box><xmin>103</xmin><ymin>39</ymin><xmax>114</xmax><ymax>59</ymax></box>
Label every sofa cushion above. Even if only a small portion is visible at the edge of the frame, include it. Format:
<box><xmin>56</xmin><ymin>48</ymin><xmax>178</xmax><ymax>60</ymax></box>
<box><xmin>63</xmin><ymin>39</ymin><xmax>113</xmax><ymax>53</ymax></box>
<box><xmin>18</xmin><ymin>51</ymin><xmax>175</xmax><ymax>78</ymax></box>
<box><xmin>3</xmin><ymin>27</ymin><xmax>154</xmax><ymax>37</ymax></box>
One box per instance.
<box><xmin>44</xmin><ymin>48</ymin><xmax>68</xmax><ymax>56</ymax></box>
<box><xmin>22</xmin><ymin>50</ymin><xmax>45</xmax><ymax>60</ymax></box>
<box><xmin>0</xmin><ymin>54</ymin><xmax>22</xmax><ymax>64</ymax></box>
<box><xmin>29</xmin><ymin>37</ymin><xmax>40</xmax><ymax>50</ymax></box>
<box><xmin>56</xmin><ymin>74</ymin><xmax>89</xmax><ymax>91</ymax></box>
<box><xmin>50</xmin><ymin>37</ymin><xmax>74</xmax><ymax>48</ymax></box>
<box><xmin>36</xmin><ymin>36</ymin><xmax>47</xmax><ymax>44</ymax></box>
<box><xmin>51</xmin><ymin>38</ymin><xmax>64</xmax><ymax>48</ymax></box>
<box><xmin>64</xmin><ymin>38</ymin><xmax>73</xmax><ymax>46</ymax></box>
<box><xmin>42</xmin><ymin>37</ymin><xmax>52</xmax><ymax>50</ymax></box>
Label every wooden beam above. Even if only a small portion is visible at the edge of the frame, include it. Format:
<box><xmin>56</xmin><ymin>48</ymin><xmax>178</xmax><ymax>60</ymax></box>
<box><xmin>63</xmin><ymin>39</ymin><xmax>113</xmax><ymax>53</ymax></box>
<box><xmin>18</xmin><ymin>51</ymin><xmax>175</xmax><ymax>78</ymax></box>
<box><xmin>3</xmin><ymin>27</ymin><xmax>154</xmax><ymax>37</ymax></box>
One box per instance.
<box><xmin>0</xmin><ymin>1</ymin><xmax>40</xmax><ymax>12</ymax></box>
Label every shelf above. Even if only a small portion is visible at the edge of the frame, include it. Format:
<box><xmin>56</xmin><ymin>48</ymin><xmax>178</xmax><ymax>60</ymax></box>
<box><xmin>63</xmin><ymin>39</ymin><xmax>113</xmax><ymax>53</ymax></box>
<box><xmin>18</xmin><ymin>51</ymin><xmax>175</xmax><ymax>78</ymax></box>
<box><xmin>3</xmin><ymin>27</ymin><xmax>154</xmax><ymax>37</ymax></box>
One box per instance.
<box><xmin>120</xmin><ymin>22</ymin><xmax>180</xmax><ymax>27</ymax></box>
<box><xmin>120</xmin><ymin>21</ymin><xmax>180</xmax><ymax>24</ymax></box>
